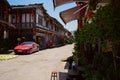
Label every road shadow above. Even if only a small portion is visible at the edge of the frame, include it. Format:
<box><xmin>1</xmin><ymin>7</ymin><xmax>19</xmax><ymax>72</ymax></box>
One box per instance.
<box><xmin>62</xmin><ymin>56</ymin><xmax>85</xmax><ymax>80</ymax></box>
<box><xmin>64</xmin><ymin>62</ymin><xmax>69</xmax><ymax>69</ymax></box>
<box><xmin>0</xmin><ymin>49</ymin><xmax>14</xmax><ymax>54</ymax></box>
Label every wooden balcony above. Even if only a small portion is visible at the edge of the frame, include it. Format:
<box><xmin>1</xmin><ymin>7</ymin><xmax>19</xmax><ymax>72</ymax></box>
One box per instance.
<box><xmin>13</xmin><ymin>22</ymin><xmax>35</xmax><ymax>29</ymax></box>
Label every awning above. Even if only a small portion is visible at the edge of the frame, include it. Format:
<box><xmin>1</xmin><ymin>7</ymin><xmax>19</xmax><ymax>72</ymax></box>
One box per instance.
<box><xmin>0</xmin><ymin>20</ymin><xmax>16</xmax><ymax>29</ymax></box>
<box><xmin>60</xmin><ymin>4</ymin><xmax>88</xmax><ymax>24</ymax></box>
<box><xmin>53</xmin><ymin>0</ymin><xmax>88</xmax><ymax>8</ymax></box>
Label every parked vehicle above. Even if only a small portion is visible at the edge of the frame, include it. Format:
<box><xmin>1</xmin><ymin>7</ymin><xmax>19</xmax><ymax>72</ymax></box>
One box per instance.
<box><xmin>14</xmin><ymin>41</ymin><xmax>39</xmax><ymax>54</ymax></box>
<box><xmin>46</xmin><ymin>40</ymin><xmax>55</xmax><ymax>48</ymax></box>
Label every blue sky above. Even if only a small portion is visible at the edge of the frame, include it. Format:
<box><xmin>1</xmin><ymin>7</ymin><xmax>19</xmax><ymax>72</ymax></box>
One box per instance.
<box><xmin>8</xmin><ymin>0</ymin><xmax>77</xmax><ymax>31</ymax></box>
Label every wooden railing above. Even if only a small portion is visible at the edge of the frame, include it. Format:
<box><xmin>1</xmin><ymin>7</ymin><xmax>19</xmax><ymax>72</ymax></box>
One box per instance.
<box><xmin>13</xmin><ymin>22</ymin><xmax>35</xmax><ymax>29</ymax></box>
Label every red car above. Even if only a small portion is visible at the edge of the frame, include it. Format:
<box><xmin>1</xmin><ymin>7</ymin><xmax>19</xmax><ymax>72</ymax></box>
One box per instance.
<box><xmin>46</xmin><ymin>40</ymin><xmax>55</xmax><ymax>48</ymax></box>
<box><xmin>14</xmin><ymin>41</ymin><xmax>40</xmax><ymax>54</ymax></box>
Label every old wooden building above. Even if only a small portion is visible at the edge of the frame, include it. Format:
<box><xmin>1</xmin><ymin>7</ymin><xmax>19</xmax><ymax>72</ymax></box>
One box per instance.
<box><xmin>8</xmin><ymin>4</ymin><xmax>67</xmax><ymax>48</ymax></box>
<box><xmin>0</xmin><ymin>0</ymin><xmax>16</xmax><ymax>50</ymax></box>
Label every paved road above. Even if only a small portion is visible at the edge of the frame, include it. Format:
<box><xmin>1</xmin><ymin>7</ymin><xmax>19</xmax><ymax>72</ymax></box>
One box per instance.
<box><xmin>0</xmin><ymin>44</ymin><xmax>73</xmax><ymax>80</ymax></box>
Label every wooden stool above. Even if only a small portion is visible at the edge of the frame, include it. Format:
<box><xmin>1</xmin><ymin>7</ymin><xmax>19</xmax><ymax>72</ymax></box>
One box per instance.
<box><xmin>50</xmin><ymin>70</ymin><xmax>58</xmax><ymax>80</ymax></box>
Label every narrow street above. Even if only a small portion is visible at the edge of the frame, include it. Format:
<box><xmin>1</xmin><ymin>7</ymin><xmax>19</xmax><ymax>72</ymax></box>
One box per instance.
<box><xmin>0</xmin><ymin>44</ymin><xmax>73</xmax><ymax>80</ymax></box>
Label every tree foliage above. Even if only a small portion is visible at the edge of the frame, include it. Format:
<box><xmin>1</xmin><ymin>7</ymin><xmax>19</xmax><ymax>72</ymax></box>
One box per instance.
<box><xmin>73</xmin><ymin>2</ymin><xmax>120</xmax><ymax>80</ymax></box>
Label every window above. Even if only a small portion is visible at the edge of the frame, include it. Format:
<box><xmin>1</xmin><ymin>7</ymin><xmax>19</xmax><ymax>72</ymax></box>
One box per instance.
<box><xmin>38</xmin><ymin>15</ymin><xmax>43</xmax><ymax>25</ymax></box>
<box><xmin>11</xmin><ymin>15</ymin><xmax>16</xmax><ymax>23</ymax></box>
<box><xmin>46</xmin><ymin>21</ymin><xmax>48</xmax><ymax>27</ymax></box>
<box><xmin>26</xmin><ymin>14</ymin><xmax>30</xmax><ymax>22</ymax></box>
<box><xmin>55</xmin><ymin>25</ymin><xmax>58</xmax><ymax>32</ymax></box>
<box><xmin>22</xmin><ymin>14</ymin><xmax>25</xmax><ymax>23</ymax></box>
